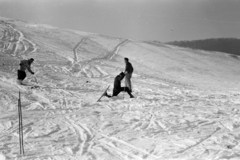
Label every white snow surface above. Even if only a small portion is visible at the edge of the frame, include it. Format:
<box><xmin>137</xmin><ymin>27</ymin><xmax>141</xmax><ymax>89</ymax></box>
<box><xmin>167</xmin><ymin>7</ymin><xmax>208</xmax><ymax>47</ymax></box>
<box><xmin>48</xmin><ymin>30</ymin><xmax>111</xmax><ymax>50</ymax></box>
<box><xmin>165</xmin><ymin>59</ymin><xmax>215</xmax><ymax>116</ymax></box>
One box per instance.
<box><xmin>1</xmin><ymin>17</ymin><xmax>240</xmax><ymax>160</ymax></box>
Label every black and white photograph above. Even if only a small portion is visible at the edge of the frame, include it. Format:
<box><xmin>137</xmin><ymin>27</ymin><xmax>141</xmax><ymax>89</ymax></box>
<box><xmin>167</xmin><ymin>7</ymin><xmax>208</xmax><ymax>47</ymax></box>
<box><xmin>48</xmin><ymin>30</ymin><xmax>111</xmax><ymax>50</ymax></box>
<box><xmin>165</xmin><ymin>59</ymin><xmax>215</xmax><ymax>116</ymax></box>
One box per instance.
<box><xmin>0</xmin><ymin>0</ymin><xmax>240</xmax><ymax>159</ymax></box>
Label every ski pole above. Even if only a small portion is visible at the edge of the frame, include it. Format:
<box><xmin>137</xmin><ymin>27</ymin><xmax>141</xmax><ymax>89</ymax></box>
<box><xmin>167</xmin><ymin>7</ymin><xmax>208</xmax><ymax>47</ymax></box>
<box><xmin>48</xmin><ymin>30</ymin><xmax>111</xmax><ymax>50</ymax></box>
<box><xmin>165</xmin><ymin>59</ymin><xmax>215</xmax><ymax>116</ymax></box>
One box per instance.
<box><xmin>18</xmin><ymin>95</ymin><xmax>22</xmax><ymax>155</ymax></box>
<box><xmin>20</xmin><ymin>94</ymin><xmax>24</xmax><ymax>155</ymax></box>
<box><xmin>18</xmin><ymin>91</ymin><xmax>24</xmax><ymax>156</ymax></box>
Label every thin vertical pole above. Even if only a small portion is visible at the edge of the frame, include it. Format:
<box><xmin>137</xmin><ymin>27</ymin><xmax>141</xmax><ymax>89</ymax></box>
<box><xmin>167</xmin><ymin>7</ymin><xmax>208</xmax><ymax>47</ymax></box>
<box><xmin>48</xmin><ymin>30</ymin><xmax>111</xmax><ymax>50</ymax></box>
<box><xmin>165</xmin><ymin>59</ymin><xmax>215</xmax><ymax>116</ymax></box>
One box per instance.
<box><xmin>20</xmin><ymin>93</ymin><xmax>24</xmax><ymax>155</ymax></box>
<box><xmin>18</xmin><ymin>95</ymin><xmax>22</xmax><ymax>155</ymax></box>
<box><xmin>18</xmin><ymin>91</ymin><xmax>24</xmax><ymax>156</ymax></box>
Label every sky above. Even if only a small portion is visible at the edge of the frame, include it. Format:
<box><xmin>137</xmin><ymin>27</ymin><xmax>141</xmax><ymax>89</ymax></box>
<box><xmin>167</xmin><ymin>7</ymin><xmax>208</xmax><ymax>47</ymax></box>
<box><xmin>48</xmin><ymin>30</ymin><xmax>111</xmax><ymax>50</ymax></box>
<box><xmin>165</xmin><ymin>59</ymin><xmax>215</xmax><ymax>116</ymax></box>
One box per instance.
<box><xmin>0</xmin><ymin>0</ymin><xmax>239</xmax><ymax>42</ymax></box>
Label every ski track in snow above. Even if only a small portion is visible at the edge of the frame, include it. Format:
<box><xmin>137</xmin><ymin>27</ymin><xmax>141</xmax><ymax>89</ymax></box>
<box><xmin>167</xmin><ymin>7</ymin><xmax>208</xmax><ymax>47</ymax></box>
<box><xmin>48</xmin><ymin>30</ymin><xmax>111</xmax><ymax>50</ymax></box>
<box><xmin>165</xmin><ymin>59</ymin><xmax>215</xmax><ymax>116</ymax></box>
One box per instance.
<box><xmin>1</xmin><ymin>19</ymin><xmax>240</xmax><ymax>160</ymax></box>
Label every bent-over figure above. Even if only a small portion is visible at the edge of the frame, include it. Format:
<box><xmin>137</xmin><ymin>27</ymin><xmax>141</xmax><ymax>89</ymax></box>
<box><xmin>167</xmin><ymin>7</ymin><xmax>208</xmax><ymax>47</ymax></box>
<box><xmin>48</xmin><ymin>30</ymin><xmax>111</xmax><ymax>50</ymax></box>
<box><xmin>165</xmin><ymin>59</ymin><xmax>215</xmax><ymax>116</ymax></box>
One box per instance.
<box><xmin>17</xmin><ymin>58</ymin><xmax>34</xmax><ymax>84</ymax></box>
<box><xmin>104</xmin><ymin>72</ymin><xmax>134</xmax><ymax>98</ymax></box>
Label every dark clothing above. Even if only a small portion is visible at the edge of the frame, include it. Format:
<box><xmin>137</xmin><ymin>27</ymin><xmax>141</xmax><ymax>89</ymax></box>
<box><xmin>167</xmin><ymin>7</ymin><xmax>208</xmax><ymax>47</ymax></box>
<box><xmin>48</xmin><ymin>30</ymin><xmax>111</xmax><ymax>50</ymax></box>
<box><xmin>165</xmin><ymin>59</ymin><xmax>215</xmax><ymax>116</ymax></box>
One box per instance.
<box><xmin>124</xmin><ymin>62</ymin><xmax>133</xmax><ymax>91</ymax></box>
<box><xmin>105</xmin><ymin>74</ymin><xmax>134</xmax><ymax>98</ymax></box>
<box><xmin>17</xmin><ymin>59</ymin><xmax>34</xmax><ymax>83</ymax></box>
<box><xmin>113</xmin><ymin>75</ymin><xmax>122</xmax><ymax>90</ymax></box>
<box><xmin>112</xmin><ymin>87</ymin><xmax>132</xmax><ymax>97</ymax></box>
<box><xmin>125</xmin><ymin>62</ymin><xmax>133</xmax><ymax>74</ymax></box>
<box><xmin>19</xmin><ymin>60</ymin><xmax>34</xmax><ymax>74</ymax></box>
<box><xmin>17</xmin><ymin>70</ymin><xmax>26</xmax><ymax>80</ymax></box>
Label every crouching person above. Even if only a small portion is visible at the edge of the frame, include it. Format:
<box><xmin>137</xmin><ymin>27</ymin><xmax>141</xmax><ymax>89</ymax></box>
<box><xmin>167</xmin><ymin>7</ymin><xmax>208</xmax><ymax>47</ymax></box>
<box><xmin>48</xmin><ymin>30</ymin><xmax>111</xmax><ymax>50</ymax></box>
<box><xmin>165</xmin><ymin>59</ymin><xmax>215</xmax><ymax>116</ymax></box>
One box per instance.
<box><xmin>104</xmin><ymin>72</ymin><xmax>134</xmax><ymax>98</ymax></box>
<box><xmin>17</xmin><ymin>58</ymin><xmax>35</xmax><ymax>85</ymax></box>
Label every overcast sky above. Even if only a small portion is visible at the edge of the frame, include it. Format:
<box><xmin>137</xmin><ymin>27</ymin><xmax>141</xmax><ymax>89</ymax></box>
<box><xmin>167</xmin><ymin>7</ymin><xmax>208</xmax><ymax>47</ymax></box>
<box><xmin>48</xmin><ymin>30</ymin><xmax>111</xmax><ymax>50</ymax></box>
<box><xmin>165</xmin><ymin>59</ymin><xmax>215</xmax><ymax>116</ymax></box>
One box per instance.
<box><xmin>0</xmin><ymin>0</ymin><xmax>239</xmax><ymax>42</ymax></box>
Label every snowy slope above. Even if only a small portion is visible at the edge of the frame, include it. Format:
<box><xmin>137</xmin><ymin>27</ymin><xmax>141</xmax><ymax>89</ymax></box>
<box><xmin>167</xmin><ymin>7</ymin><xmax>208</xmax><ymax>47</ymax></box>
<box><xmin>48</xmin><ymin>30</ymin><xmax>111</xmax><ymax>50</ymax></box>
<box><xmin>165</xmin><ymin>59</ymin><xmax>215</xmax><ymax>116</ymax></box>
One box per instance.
<box><xmin>1</xmin><ymin>17</ymin><xmax>240</xmax><ymax>160</ymax></box>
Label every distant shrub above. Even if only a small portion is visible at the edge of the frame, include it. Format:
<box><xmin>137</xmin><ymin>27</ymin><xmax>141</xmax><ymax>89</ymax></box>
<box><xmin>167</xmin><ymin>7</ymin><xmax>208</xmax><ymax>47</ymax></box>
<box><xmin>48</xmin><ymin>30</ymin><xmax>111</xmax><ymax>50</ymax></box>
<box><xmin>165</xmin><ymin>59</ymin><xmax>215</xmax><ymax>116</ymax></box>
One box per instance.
<box><xmin>166</xmin><ymin>38</ymin><xmax>240</xmax><ymax>56</ymax></box>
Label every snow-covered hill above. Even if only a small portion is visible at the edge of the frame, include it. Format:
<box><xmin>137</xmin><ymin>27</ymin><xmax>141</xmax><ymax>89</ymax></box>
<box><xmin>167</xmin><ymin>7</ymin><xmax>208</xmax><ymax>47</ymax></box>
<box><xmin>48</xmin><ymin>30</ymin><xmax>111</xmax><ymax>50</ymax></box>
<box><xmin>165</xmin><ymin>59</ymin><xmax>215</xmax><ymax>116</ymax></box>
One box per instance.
<box><xmin>1</xmin><ymin>17</ymin><xmax>240</xmax><ymax>160</ymax></box>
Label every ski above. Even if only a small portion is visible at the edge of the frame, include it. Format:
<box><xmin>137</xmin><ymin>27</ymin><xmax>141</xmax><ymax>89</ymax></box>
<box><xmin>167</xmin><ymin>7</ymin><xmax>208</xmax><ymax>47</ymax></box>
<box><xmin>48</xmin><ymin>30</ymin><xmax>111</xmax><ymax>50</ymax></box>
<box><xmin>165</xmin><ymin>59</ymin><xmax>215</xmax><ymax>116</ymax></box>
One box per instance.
<box><xmin>97</xmin><ymin>85</ymin><xmax>110</xmax><ymax>102</ymax></box>
<box><xmin>19</xmin><ymin>83</ymin><xmax>40</xmax><ymax>89</ymax></box>
<box><xmin>30</xmin><ymin>86</ymin><xmax>40</xmax><ymax>89</ymax></box>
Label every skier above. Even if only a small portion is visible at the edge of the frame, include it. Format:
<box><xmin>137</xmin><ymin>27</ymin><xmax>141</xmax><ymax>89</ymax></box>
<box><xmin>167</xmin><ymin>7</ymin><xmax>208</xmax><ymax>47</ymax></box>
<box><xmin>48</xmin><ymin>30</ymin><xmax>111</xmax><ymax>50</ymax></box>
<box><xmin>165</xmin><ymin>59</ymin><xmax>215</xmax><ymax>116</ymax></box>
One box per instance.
<box><xmin>124</xmin><ymin>57</ymin><xmax>133</xmax><ymax>92</ymax></box>
<box><xmin>17</xmin><ymin>58</ymin><xmax>35</xmax><ymax>85</ymax></box>
<box><xmin>104</xmin><ymin>72</ymin><xmax>134</xmax><ymax>98</ymax></box>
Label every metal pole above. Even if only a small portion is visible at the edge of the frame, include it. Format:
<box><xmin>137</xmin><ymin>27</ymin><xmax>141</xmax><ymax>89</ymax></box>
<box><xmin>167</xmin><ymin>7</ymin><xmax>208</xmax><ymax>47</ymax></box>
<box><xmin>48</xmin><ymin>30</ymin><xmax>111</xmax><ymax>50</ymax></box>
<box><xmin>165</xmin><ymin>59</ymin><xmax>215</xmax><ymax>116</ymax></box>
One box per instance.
<box><xmin>20</xmin><ymin>96</ymin><xmax>24</xmax><ymax>155</ymax></box>
<box><xmin>18</xmin><ymin>91</ymin><xmax>24</xmax><ymax>156</ymax></box>
<box><xmin>18</xmin><ymin>96</ymin><xmax>22</xmax><ymax>155</ymax></box>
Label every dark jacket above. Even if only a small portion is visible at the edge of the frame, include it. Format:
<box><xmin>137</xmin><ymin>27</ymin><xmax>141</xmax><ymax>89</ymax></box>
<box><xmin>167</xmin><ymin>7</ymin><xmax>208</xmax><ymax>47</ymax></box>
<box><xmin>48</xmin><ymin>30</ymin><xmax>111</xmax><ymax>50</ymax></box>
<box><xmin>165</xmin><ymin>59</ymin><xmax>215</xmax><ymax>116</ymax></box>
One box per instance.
<box><xmin>125</xmin><ymin>62</ymin><xmax>133</xmax><ymax>74</ymax></box>
<box><xmin>114</xmin><ymin>75</ymin><xmax>122</xmax><ymax>90</ymax></box>
<box><xmin>19</xmin><ymin>60</ymin><xmax>34</xmax><ymax>74</ymax></box>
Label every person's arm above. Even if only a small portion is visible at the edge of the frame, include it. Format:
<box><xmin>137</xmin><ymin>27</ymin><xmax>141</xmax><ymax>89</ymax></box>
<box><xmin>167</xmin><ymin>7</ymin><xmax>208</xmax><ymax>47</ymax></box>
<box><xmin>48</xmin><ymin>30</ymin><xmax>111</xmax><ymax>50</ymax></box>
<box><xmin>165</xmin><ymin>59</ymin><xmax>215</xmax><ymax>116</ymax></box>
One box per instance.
<box><xmin>26</xmin><ymin>65</ymin><xmax>34</xmax><ymax>74</ymax></box>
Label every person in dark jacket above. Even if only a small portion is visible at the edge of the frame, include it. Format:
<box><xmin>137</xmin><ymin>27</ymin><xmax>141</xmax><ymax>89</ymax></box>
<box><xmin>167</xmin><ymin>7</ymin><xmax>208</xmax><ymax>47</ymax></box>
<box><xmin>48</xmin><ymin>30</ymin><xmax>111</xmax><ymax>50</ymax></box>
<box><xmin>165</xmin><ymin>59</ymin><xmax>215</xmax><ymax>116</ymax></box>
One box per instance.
<box><xmin>124</xmin><ymin>57</ymin><xmax>133</xmax><ymax>92</ymax></box>
<box><xmin>104</xmin><ymin>72</ymin><xmax>134</xmax><ymax>98</ymax></box>
<box><xmin>17</xmin><ymin>58</ymin><xmax>35</xmax><ymax>84</ymax></box>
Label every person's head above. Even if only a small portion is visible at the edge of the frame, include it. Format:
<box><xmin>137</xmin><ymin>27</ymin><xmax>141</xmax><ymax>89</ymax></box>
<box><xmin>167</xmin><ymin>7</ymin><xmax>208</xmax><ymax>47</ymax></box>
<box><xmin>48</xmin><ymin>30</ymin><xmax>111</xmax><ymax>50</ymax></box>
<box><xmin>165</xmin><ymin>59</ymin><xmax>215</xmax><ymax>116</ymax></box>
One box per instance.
<box><xmin>29</xmin><ymin>58</ymin><xmax>34</xmax><ymax>64</ymax></box>
<box><xmin>119</xmin><ymin>72</ymin><xmax>125</xmax><ymax>80</ymax></box>
<box><xmin>124</xmin><ymin>57</ymin><xmax>129</xmax><ymax>64</ymax></box>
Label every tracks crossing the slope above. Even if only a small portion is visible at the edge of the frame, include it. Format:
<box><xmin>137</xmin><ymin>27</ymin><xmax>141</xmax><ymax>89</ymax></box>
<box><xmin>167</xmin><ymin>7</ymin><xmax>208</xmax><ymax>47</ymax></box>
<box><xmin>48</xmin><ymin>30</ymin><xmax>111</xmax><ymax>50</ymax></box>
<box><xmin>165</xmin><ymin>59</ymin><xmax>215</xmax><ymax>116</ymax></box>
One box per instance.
<box><xmin>70</xmin><ymin>38</ymin><xmax>129</xmax><ymax>78</ymax></box>
<box><xmin>0</xmin><ymin>22</ymin><xmax>37</xmax><ymax>58</ymax></box>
